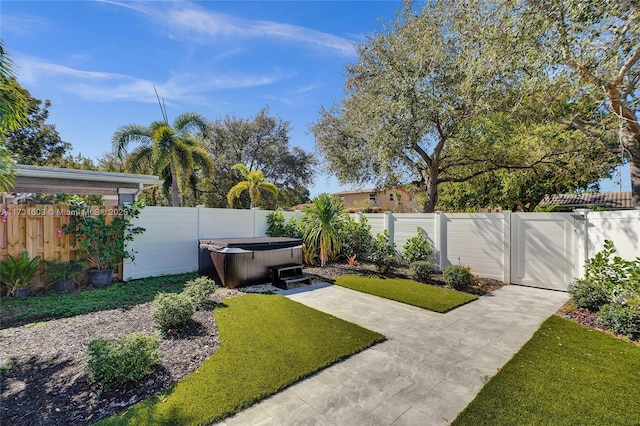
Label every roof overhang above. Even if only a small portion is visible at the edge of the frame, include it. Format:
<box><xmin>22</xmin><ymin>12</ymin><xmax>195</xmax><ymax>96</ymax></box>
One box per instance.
<box><xmin>10</xmin><ymin>165</ymin><xmax>160</xmax><ymax>196</ymax></box>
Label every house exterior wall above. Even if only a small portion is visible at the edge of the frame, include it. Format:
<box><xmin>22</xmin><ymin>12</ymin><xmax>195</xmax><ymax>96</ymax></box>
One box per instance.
<box><xmin>336</xmin><ymin>188</ymin><xmax>414</xmax><ymax>212</ymax></box>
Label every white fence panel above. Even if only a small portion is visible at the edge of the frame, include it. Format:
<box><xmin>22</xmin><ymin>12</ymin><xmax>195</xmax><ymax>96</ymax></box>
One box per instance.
<box><xmin>124</xmin><ymin>207</ymin><xmax>199</xmax><ymax>280</ymax></box>
<box><xmin>443</xmin><ymin>213</ymin><xmax>506</xmax><ymax>281</ymax></box>
<box><xmin>362</xmin><ymin>213</ymin><xmax>387</xmax><ymax>237</ymax></box>
<box><xmin>586</xmin><ymin>210</ymin><xmax>640</xmax><ymax>260</ymax></box>
<box><xmin>393</xmin><ymin>214</ymin><xmax>438</xmax><ymax>255</ymax></box>
<box><xmin>510</xmin><ymin>213</ymin><xmax>575</xmax><ymax>291</ymax></box>
<box><xmin>199</xmin><ymin>208</ymin><xmax>255</xmax><ymax>239</ymax></box>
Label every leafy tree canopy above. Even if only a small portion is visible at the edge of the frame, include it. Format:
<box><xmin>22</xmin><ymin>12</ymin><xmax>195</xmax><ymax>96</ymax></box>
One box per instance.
<box><xmin>206</xmin><ymin>107</ymin><xmax>316</xmax><ymax>209</ymax></box>
<box><xmin>2</xmin><ymin>90</ymin><xmax>72</xmax><ymax>166</ymax></box>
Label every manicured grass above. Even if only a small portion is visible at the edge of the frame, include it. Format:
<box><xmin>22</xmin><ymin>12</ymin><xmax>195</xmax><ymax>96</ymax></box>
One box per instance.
<box><xmin>334</xmin><ymin>274</ymin><xmax>477</xmax><ymax>313</ymax></box>
<box><xmin>0</xmin><ymin>272</ymin><xmax>197</xmax><ymax>327</ymax></box>
<box><xmin>453</xmin><ymin>315</ymin><xmax>640</xmax><ymax>426</ymax></box>
<box><xmin>98</xmin><ymin>293</ymin><xmax>385</xmax><ymax>425</ymax></box>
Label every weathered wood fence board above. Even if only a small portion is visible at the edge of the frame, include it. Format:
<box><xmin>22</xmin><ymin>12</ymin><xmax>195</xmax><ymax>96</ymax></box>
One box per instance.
<box><xmin>0</xmin><ymin>204</ymin><xmax>122</xmax><ymax>291</ymax></box>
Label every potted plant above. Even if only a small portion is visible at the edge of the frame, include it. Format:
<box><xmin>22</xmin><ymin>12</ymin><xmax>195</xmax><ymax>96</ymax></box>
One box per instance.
<box><xmin>0</xmin><ymin>251</ymin><xmax>41</xmax><ymax>297</ymax></box>
<box><xmin>62</xmin><ymin>201</ymin><xmax>145</xmax><ymax>288</ymax></box>
<box><xmin>43</xmin><ymin>258</ymin><xmax>83</xmax><ymax>292</ymax></box>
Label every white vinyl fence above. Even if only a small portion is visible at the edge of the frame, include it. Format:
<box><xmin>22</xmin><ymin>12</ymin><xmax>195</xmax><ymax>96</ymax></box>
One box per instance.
<box><xmin>124</xmin><ymin>207</ymin><xmax>639</xmax><ymax>291</ymax></box>
<box><xmin>361</xmin><ymin>209</ymin><xmax>639</xmax><ymax>291</ymax></box>
<box><xmin>123</xmin><ymin>207</ymin><xmax>302</xmax><ymax>280</ymax></box>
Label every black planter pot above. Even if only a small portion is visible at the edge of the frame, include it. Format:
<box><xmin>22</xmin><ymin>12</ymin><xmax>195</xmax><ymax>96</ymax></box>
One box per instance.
<box><xmin>54</xmin><ymin>279</ymin><xmax>76</xmax><ymax>292</ymax></box>
<box><xmin>13</xmin><ymin>287</ymin><xmax>30</xmax><ymax>298</ymax></box>
<box><xmin>88</xmin><ymin>268</ymin><xmax>114</xmax><ymax>289</ymax></box>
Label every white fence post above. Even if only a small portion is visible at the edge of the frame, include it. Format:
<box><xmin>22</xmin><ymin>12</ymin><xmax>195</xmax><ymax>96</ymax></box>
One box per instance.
<box><xmin>252</xmin><ymin>208</ymin><xmax>257</xmax><ymax>237</ymax></box>
<box><xmin>434</xmin><ymin>212</ymin><xmax>445</xmax><ymax>271</ymax></box>
<box><xmin>503</xmin><ymin>211</ymin><xmax>511</xmax><ymax>284</ymax></box>
<box><xmin>573</xmin><ymin>208</ymin><xmax>590</xmax><ymax>279</ymax></box>
<box><xmin>384</xmin><ymin>211</ymin><xmax>395</xmax><ymax>245</ymax></box>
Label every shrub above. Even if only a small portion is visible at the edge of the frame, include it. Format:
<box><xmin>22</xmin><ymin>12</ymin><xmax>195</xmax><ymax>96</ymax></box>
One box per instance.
<box><xmin>409</xmin><ymin>260</ymin><xmax>435</xmax><ymax>282</ymax></box>
<box><xmin>597</xmin><ymin>304</ymin><xmax>640</xmax><ymax>340</ymax></box>
<box><xmin>0</xmin><ymin>251</ymin><xmax>41</xmax><ymax>296</ymax></box>
<box><xmin>284</xmin><ymin>217</ymin><xmax>302</xmax><ymax>239</ymax></box>
<box><xmin>582</xmin><ymin>239</ymin><xmax>640</xmax><ymax>302</ymax></box>
<box><xmin>86</xmin><ymin>332</ymin><xmax>160</xmax><ymax>391</ymax></box>
<box><xmin>402</xmin><ymin>228</ymin><xmax>433</xmax><ymax>264</ymax></box>
<box><xmin>151</xmin><ymin>292</ymin><xmax>195</xmax><ymax>332</ymax></box>
<box><xmin>266</xmin><ymin>211</ymin><xmax>286</xmax><ymax>237</ymax></box>
<box><xmin>442</xmin><ymin>265</ymin><xmax>474</xmax><ymax>291</ymax></box>
<box><xmin>182</xmin><ymin>276</ymin><xmax>218</xmax><ymax>310</ymax></box>
<box><xmin>367</xmin><ymin>231</ymin><xmax>401</xmax><ymax>273</ymax></box>
<box><xmin>342</xmin><ymin>216</ymin><xmax>374</xmax><ymax>262</ymax></box>
<box><xmin>266</xmin><ymin>211</ymin><xmax>301</xmax><ymax>238</ymax></box>
<box><xmin>568</xmin><ymin>278</ymin><xmax>610</xmax><ymax>312</ymax></box>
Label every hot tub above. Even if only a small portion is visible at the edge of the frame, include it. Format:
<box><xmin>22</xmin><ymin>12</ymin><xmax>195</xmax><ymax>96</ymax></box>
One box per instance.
<box><xmin>198</xmin><ymin>237</ymin><xmax>303</xmax><ymax>288</ymax></box>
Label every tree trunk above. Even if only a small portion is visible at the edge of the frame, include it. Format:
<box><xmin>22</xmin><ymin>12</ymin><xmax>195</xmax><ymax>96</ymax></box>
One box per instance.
<box><xmin>422</xmin><ymin>174</ymin><xmax>439</xmax><ymax>213</ymax></box>
<box><xmin>604</xmin><ymin>82</ymin><xmax>640</xmax><ymax>206</ymax></box>
<box><xmin>170</xmin><ymin>159</ymin><xmax>179</xmax><ymax>207</ymax></box>
<box><xmin>631</xmin><ymin>155</ymin><xmax>640</xmax><ymax>207</ymax></box>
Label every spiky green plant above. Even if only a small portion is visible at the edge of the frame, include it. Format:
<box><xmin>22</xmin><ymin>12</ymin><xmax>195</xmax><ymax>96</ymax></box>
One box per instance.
<box><xmin>301</xmin><ymin>193</ymin><xmax>349</xmax><ymax>267</ymax></box>
<box><xmin>1</xmin><ymin>251</ymin><xmax>41</xmax><ymax>296</ymax></box>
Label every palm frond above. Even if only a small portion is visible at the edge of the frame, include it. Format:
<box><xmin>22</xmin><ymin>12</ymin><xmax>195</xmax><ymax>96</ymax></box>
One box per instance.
<box><xmin>227</xmin><ymin>181</ymin><xmax>250</xmax><ymax>207</ymax></box>
<box><xmin>111</xmin><ymin>124</ymin><xmax>152</xmax><ymax>158</ymax></box>
<box><xmin>231</xmin><ymin>163</ymin><xmax>251</xmax><ymax>178</ymax></box>
<box><xmin>191</xmin><ymin>146</ymin><xmax>215</xmax><ymax>177</ymax></box>
<box><xmin>173</xmin><ymin>112</ymin><xmax>210</xmax><ymax>138</ymax></box>
<box><xmin>258</xmin><ymin>181</ymin><xmax>279</xmax><ymax>197</ymax></box>
<box><xmin>152</xmin><ymin>125</ymin><xmax>176</xmax><ymax>156</ymax></box>
<box><xmin>128</xmin><ymin>145</ymin><xmax>154</xmax><ymax>173</ymax></box>
<box><xmin>172</xmin><ymin>140</ymin><xmax>195</xmax><ymax>171</ymax></box>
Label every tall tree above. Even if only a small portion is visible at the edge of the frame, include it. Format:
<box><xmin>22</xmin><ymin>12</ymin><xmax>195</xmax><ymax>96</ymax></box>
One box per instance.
<box><xmin>438</xmin><ymin>115</ymin><xmax>617</xmax><ymax>211</ymax></box>
<box><xmin>112</xmin><ymin>112</ymin><xmax>214</xmax><ymax>207</ymax></box>
<box><xmin>206</xmin><ymin>107</ymin><xmax>316</xmax><ymax>209</ymax></box>
<box><xmin>3</xmin><ymin>93</ymin><xmax>71</xmax><ymax>166</ymax></box>
<box><xmin>312</xmin><ymin>0</ymin><xmax>529</xmax><ymax>212</ymax></box>
<box><xmin>227</xmin><ymin>163</ymin><xmax>278</xmax><ymax>209</ymax></box>
<box><xmin>513</xmin><ymin>0</ymin><xmax>640</xmax><ymax>204</ymax></box>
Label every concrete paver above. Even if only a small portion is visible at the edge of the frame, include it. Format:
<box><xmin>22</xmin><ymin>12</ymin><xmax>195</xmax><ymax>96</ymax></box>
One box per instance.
<box><xmin>217</xmin><ymin>283</ymin><xmax>568</xmax><ymax>425</ymax></box>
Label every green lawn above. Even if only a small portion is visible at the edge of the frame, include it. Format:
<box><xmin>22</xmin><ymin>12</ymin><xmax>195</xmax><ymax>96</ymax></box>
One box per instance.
<box><xmin>0</xmin><ymin>272</ymin><xmax>197</xmax><ymax>328</ymax></box>
<box><xmin>97</xmin><ymin>293</ymin><xmax>384</xmax><ymax>426</ymax></box>
<box><xmin>453</xmin><ymin>315</ymin><xmax>640</xmax><ymax>426</ymax></box>
<box><xmin>334</xmin><ymin>274</ymin><xmax>477</xmax><ymax>313</ymax></box>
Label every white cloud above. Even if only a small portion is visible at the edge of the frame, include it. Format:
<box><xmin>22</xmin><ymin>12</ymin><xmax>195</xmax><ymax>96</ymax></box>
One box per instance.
<box><xmin>14</xmin><ymin>55</ymin><xmax>291</xmax><ymax>104</ymax></box>
<box><xmin>103</xmin><ymin>1</ymin><xmax>357</xmax><ymax>57</ymax></box>
<box><xmin>0</xmin><ymin>13</ymin><xmax>52</xmax><ymax>37</ymax></box>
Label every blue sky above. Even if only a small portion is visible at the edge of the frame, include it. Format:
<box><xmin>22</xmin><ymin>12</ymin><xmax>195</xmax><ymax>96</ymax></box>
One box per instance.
<box><xmin>2</xmin><ymin>0</ymin><xmax>405</xmax><ymax>196</ymax></box>
<box><xmin>1</xmin><ymin>0</ymin><xmax>630</xmax><ymax>196</ymax></box>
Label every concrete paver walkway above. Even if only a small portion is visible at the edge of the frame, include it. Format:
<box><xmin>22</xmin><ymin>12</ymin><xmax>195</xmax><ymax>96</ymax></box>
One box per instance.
<box><xmin>219</xmin><ymin>284</ymin><xmax>569</xmax><ymax>425</ymax></box>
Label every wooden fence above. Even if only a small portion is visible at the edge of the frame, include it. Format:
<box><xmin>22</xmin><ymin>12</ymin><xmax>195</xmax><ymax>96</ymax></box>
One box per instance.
<box><xmin>0</xmin><ymin>204</ymin><xmax>122</xmax><ymax>291</ymax></box>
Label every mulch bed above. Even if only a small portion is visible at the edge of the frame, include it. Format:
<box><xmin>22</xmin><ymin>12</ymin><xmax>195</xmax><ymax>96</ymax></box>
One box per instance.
<box><xmin>0</xmin><ymin>263</ymin><xmax>533</xmax><ymax>425</ymax></box>
<box><xmin>0</xmin><ymin>289</ymin><xmax>244</xmax><ymax>426</ymax></box>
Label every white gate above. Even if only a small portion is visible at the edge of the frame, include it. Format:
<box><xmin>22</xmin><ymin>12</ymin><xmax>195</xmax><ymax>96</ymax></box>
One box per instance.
<box><xmin>510</xmin><ymin>213</ymin><xmax>576</xmax><ymax>291</ymax></box>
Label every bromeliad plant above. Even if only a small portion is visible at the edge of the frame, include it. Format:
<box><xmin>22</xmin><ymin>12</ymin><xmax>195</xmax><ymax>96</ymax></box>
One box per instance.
<box><xmin>62</xmin><ymin>201</ymin><xmax>146</xmax><ymax>271</ymax></box>
<box><xmin>0</xmin><ymin>251</ymin><xmax>41</xmax><ymax>296</ymax></box>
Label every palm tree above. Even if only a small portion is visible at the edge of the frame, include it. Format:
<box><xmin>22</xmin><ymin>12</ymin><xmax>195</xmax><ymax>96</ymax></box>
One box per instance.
<box><xmin>301</xmin><ymin>193</ymin><xmax>349</xmax><ymax>267</ymax></box>
<box><xmin>112</xmin><ymin>112</ymin><xmax>214</xmax><ymax>207</ymax></box>
<box><xmin>227</xmin><ymin>163</ymin><xmax>278</xmax><ymax>209</ymax></box>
